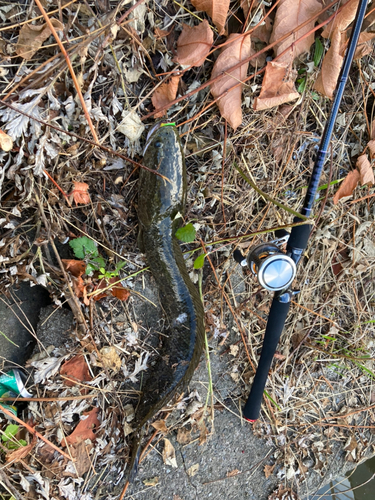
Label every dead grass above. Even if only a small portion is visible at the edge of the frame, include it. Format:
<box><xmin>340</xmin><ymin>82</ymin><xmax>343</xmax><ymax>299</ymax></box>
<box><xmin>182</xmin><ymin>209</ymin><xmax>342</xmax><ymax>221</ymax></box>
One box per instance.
<box><xmin>0</xmin><ymin>1</ymin><xmax>374</xmax><ymax>499</ymax></box>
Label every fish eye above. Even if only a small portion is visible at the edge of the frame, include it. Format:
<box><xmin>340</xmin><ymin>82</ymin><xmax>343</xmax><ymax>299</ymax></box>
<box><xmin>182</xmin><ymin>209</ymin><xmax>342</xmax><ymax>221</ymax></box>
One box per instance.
<box><xmin>155</xmin><ymin>141</ymin><xmax>162</xmax><ymax>148</ymax></box>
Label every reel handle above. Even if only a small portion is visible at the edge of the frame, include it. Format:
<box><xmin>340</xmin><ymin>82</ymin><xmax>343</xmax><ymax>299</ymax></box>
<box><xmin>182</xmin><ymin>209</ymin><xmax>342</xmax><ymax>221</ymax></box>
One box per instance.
<box><xmin>243</xmin><ymin>297</ymin><xmax>291</xmax><ymax>421</ymax></box>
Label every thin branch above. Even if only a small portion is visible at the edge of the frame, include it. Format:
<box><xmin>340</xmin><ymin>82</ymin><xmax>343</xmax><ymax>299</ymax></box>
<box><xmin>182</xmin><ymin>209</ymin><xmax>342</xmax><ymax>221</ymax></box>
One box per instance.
<box><xmin>34</xmin><ymin>0</ymin><xmax>99</xmax><ymax>143</ymax></box>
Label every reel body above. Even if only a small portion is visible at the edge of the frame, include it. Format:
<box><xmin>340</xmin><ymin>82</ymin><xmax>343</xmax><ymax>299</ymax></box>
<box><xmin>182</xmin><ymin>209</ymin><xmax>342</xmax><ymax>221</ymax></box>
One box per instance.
<box><xmin>246</xmin><ymin>243</ymin><xmax>296</xmax><ymax>292</ymax></box>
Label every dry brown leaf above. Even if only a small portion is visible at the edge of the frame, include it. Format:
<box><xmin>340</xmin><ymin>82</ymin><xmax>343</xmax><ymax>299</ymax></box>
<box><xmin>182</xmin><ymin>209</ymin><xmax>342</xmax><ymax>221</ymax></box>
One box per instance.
<box><xmin>173</xmin><ymin>496</ymin><xmax>184</xmax><ymax>500</ymax></box>
<box><xmin>333</xmin><ymin>169</ymin><xmax>360</xmax><ymax>204</ymax></box>
<box><xmin>314</xmin><ymin>28</ymin><xmax>343</xmax><ymax>99</ymax></box>
<box><xmin>72</xmin><ymin>275</ymin><xmax>85</xmax><ymax>299</ymax></box>
<box><xmin>6</xmin><ymin>436</ymin><xmax>37</xmax><ymax>464</ymax></box>
<box><xmin>0</xmin><ymin>129</ymin><xmax>13</xmax><ymax>152</ymax></box>
<box><xmin>356</xmin><ymin>154</ymin><xmax>374</xmax><ymax>186</ymax></box>
<box><xmin>175</xmin><ymin>21</ymin><xmax>213</xmax><ymax>67</ymax></box>
<box><xmin>62</xmin><ymin>259</ymin><xmax>86</xmax><ymax>278</ymax></box>
<box><xmin>354</xmin><ymin>31</ymin><xmax>375</xmax><ymax>59</ymax></box>
<box><xmin>108</xmin><ymin>277</ymin><xmax>130</xmax><ymax>302</ymax></box>
<box><xmin>154</xmin><ymin>27</ymin><xmax>172</xmax><ymax>39</ymax></box>
<box><xmin>227</xmin><ymin>468</ymin><xmax>241</xmax><ymax>477</ymax></box>
<box><xmin>367</xmin><ymin>139</ymin><xmax>375</xmax><ymax>157</ymax></box>
<box><xmin>191</xmin><ymin>0</ymin><xmax>230</xmax><ymax>35</ymax></box>
<box><xmin>143</xmin><ymin>476</ymin><xmax>159</xmax><ymax>486</ymax></box>
<box><xmin>211</xmin><ymin>33</ymin><xmax>252</xmax><ymax>129</ymax></box>
<box><xmin>70</xmin><ymin>182</ymin><xmax>90</xmax><ymax>205</ymax></box>
<box><xmin>99</xmin><ymin>346</ymin><xmax>122</xmax><ymax>373</ymax></box>
<box><xmin>162</xmin><ymin>438</ymin><xmax>177</xmax><ymax>468</ymax></box>
<box><xmin>187</xmin><ymin>463</ymin><xmax>199</xmax><ymax>477</ymax></box>
<box><xmin>240</xmin><ymin>0</ymin><xmax>252</xmax><ymax>18</ymax></box>
<box><xmin>16</xmin><ymin>19</ymin><xmax>64</xmax><ymax>60</ymax></box>
<box><xmin>264</xmin><ymin>463</ymin><xmax>276</xmax><ymax>478</ymax></box>
<box><xmin>65</xmin><ymin>441</ymin><xmax>93</xmax><ymax>477</ymax></box>
<box><xmin>152</xmin><ymin>76</ymin><xmax>180</xmax><ymax>118</ymax></box>
<box><xmin>253</xmin><ymin>60</ymin><xmax>300</xmax><ymax>110</ymax></box>
<box><xmin>197</xmin><ymin>419</ymin><xmax>208</xmax><ymax>445</ymax></box>
<box><xmin>176</xmin><ymin>427</ymin><xmax>192</xmax><ymax>444</ymax></box>
<box><xmin>63</xmin><ymin>407</ymin><xmax>100</xmax><ymax>446</ymax></box>
<box><xmin>151</xmin><ymin>419</ymin><xmax>168</xmax><ymax>434</ymax></box>
<box><xmin>252</xmin><ymin>10</ymin><xmax>273</xmax><ymax>45</ymax></box>
<box><xmin>60</xmin><ymin>355</ymin><xmax>92</xmax><ymax>387</ymax></box>
<box><xmin>322</xmin><ymin>0</ymin><xmax>359</xmax><ymax>39</ymax></box>
<box><xmin>270</xmin><ymin>0</ymin><xmax>322</xmax><ymax>62</ymax></box>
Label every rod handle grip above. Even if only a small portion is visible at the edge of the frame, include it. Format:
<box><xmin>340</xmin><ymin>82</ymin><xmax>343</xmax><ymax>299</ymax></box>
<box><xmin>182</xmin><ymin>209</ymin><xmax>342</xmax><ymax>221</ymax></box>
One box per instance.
<box><xmin>243</xmin><ymin>298</ymin><xmax>291</xmax><ymax>422</ymax></box>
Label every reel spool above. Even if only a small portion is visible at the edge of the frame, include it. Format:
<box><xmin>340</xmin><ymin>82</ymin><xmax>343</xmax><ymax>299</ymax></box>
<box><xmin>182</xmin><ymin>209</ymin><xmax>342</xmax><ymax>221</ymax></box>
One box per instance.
<box><xmin>246</xmin><ymin>243</ymin><xmax>296</xmax><ymax>292</ymax></box>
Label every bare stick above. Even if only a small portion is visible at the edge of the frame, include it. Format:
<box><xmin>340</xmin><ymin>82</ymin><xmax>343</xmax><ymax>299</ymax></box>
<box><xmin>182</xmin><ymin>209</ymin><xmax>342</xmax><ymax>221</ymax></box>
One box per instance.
<box><xmin>34</xmin><ymin>0</ymin><xmax>99</xmax><ymax>144</ymax></box>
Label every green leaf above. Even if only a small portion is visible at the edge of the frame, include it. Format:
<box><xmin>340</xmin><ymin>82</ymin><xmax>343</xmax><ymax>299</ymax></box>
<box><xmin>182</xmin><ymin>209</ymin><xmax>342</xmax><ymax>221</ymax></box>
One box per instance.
<box><xmin>69</xmin><ymin>237</ymin><xmax>98</xmax><ymax>259</ymax></box>
<box><xmin>297</xmin><ymin>77</ymin><xmax>306</xmax><ymax>93</ymax></box>
<box><xmin>85</xmin><ymin>257</ymin><xmax>106</xmax><ymax>275</ymax></box>
<box><xmin>314</xmin><ymin>38</ymin><xmax>324</xmax><ymax>67</ymax></box>
<box><xmin>175</xmin><ymin>223</ymin><xmax>196</xmax><ymax>243</ymax></box>
<box><xmin>2</xmin><ymin>424</ymin><xmax>19</xmax><ymax>442</ymax></box>
<box><xmin>115</xmin><ymin>260</ymin><xmax>127</xmax><ymax>272</ymax></box>
<box><xmin>193</xmin><ymin>254</ymin><xmax>205</xmax><ymax>269</ymax></box>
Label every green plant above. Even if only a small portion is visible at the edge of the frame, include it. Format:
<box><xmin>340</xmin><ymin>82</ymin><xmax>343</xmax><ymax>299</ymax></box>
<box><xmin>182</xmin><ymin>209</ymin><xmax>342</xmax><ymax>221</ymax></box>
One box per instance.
<box><xmin>175</xmin><ymin>222</ymin><xmax>196</xmax><ymax>243</ymax></box>
<box><xmin>1</xmin><ymin>424</ymin><xmax>27</xmax><ymax>450</ymax></box>
<box><xmin>69</xmin><ymin>236</ymin><xmax>125</xmax><ymax>278</ymax></box>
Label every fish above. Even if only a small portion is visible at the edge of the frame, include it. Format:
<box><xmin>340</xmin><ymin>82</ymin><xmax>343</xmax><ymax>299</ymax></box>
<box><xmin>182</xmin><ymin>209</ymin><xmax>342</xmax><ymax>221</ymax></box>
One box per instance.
<box><xmin>126</xmin><ymin>123</ymin><xmax>205</xmax><ymax>480</ymax></box>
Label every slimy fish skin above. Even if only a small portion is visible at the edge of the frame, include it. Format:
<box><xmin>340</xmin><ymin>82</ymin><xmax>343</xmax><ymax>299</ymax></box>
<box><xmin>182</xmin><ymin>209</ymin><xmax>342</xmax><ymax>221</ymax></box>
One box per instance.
<box><xmin>127</xmin><ymin>124</ymin><xmax>205</xmax><ymax>480</ymax></box>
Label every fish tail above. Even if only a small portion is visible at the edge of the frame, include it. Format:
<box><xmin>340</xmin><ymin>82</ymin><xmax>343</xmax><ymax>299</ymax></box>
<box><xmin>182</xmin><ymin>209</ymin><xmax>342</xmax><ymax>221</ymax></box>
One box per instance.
<box><xmin>126</xmin><ymin>426</ymin><xmax>145</xmax><ymax>483</ymax></box>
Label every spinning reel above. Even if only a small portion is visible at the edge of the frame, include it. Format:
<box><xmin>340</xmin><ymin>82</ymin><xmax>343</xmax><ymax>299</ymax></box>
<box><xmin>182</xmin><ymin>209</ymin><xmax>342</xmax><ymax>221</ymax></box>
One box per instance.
<box><xmin>234</xmin><ymin>230</ymin><xmax>297</xmax><ymax>297</ymax></box>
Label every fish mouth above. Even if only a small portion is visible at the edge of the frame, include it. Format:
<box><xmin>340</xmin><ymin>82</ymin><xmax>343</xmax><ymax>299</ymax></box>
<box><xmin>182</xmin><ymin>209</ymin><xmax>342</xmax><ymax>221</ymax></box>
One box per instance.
<box><xmin>143</xmin><ymin>123</ymin><xmax>163</xmax><ymax>155</ymax></box>
<box><xmin>143</xmin><ymin>122</ymin><xmax>176</xmax><ymax>155</ymax></box>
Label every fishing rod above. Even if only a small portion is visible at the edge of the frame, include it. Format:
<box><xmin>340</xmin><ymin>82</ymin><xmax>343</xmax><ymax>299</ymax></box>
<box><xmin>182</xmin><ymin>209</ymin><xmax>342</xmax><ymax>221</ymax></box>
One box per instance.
<box><xmin>234</xmin><ymin>0</ymin><xmax>369</xmax><ymax>422</ymax></box>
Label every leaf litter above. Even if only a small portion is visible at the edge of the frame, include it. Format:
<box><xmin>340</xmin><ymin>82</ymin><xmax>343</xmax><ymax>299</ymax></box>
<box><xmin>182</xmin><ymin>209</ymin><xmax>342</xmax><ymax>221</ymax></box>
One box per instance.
<box><xmin>0</xmin><ymin>1</ymin><xmax>374</xmax><ymax>499</ymax></box>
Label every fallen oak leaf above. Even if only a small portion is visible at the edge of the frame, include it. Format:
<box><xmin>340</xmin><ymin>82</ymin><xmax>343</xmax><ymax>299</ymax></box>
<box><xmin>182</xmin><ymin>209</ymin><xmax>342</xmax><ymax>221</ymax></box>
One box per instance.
<box><xmin>15</xmin><ymin>19</ymin><xmax>64</xmax><ymax>60</ymax></box>
<box><xmin>253</xmin><ymin>60</ymin><xmax>300</xmax><ymax>110</ymax></box>
<box><xmin>60</xmin><ymin>355</ymin><xmax>92</xmax><ymax>387</ymax></box>
<box><xmin>174</xmin><ymin>21</ymin><xmax>213</xmax><ymax>67</ymax></box>
<box><xmin>63</xmin><ymin>407</ymin><xmax>100</xmax><ymax>446</ymax></box>
<box><xmin>356</xmin><ymin>154</ymin><xmax>374</xmax><ymax>186</ymax></box>
<box><xmin>191</xmin><ymin>0</ymin><xmax>230</xmax><ymax>35</ymax></box>
<box><xmin>211</xmin><ymin>33</ymin><xmax>252</xmax><ymax>129</ymax></box>
<box><xmin>333</xmin><ymin>169</ymin><xmax>360</xmax><ymax>204</ymax></box>
<box><xmin>152</xmin><ymin>76</ymin><xmax>180</xmax><ymax>118</ymax></box>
